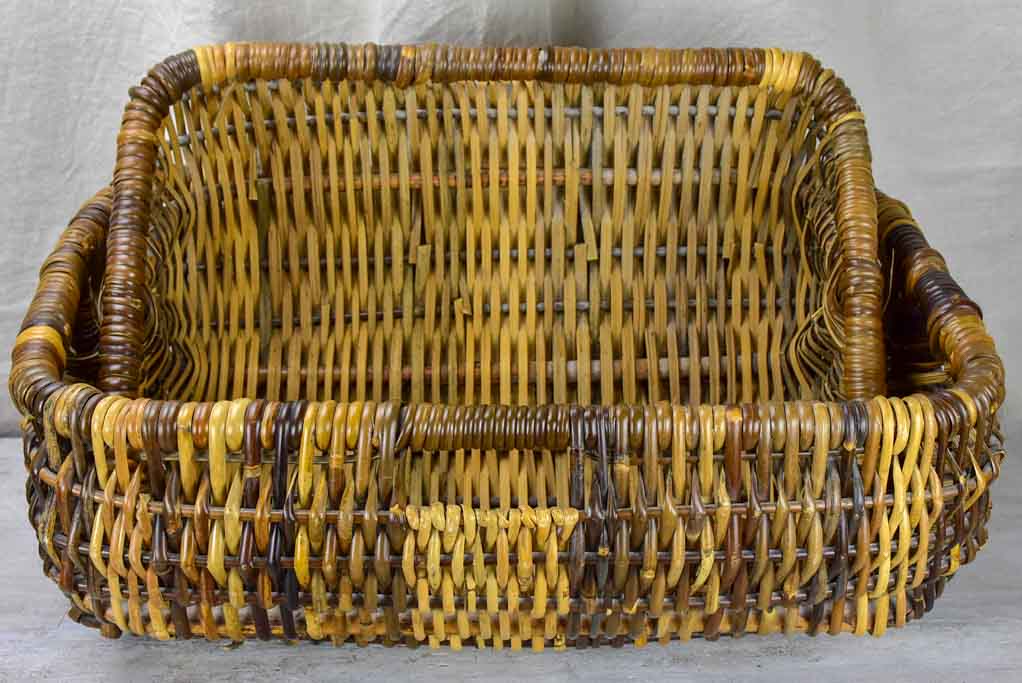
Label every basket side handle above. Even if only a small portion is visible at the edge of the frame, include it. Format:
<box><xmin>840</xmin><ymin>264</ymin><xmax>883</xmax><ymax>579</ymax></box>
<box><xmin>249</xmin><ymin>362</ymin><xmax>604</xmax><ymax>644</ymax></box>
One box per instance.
<box><xmin>877</xmin><ymin>191</ymin><xmax>1004</xmax><ymax>425</ymax></box>
<box><xmin>11</xmin><ymin>189</ymin><xmax>112</xmax><ymax>417</ymax></box>
<box><xmin>96</xmin><ymin>43</ymin><xmax>886</xmax><ymax>398</ymax></box>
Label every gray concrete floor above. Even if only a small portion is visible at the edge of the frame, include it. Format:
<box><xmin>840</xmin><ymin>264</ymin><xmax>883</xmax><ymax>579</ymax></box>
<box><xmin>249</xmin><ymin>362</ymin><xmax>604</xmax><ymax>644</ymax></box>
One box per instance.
<box><xmin>1</xmin><ymin>425</ymin><xmax>1019</xmax><ymax>683</ymax></box>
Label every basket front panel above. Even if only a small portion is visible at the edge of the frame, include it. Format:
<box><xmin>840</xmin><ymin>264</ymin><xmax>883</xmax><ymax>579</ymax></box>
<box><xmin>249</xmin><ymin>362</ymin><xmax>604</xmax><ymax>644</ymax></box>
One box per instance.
<box><xmin>21</xmin><ymin>393</ymin><xmax>998</xmax><ymax>644</ymax></box>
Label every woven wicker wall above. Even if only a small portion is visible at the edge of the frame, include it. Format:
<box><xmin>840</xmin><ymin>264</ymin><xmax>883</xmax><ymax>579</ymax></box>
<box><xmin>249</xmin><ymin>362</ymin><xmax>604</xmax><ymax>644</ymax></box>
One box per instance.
<box><xmin>144</xmin><ymin>78</ymin><xmax>843</xmax><ymax>407</ymax></box>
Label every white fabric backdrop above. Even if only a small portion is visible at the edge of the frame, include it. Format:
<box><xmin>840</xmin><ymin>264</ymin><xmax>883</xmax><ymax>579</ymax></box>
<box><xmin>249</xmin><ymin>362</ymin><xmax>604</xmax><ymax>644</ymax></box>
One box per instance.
<box><xmin>2</xmin><ymin>0</ymin><xmax>1020</xmax><ymax>433</ymax></box>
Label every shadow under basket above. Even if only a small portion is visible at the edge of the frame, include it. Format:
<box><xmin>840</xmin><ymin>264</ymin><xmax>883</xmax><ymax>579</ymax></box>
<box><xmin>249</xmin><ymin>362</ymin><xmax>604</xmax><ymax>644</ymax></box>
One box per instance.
<box><xmin>10</xmin><ymin>43</ymin><xmax>1005</xmax><ymax>647</ymax></box>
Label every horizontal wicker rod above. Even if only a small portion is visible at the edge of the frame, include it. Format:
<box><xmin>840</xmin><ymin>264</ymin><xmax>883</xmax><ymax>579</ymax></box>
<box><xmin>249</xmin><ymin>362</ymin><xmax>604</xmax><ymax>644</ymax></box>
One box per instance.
<box><xmin>195</xmin><ymin>296</ymin><xmax>792</xmax><ymax>331</ymax></box>
<box><xmin>237</xmin><ymin>354</ymin><xmax>772</xmax><ymax>386</ymax></box>
<box><xmin>175</xmin><ymin>98</ymin><xmax>790</xmax><ymax>146</ymax></box>
<box><xmin>59</xmin><ymin>558</ymin><xmax>950</xmax><ymax>615</ymax></box>
<box><xmin>54</xmin><ymin>528</ymin><xmax>954</xmax><ymax>638</ymax></box>
<box><xmin>34</xmin><ymin>458</ymin><xmax>981</xmax><ymax>524</ymax></box>
<box><xmin>60</xmin><ymin>524</ymin><xmax>951</xmax><ymax>573</ymax></box>
<box><xmin>194</xmin><ymin>243</ymin><xmax>780</xmax><ymax>274</ymax></box>
<box><xmin>168</xmin><ymin>164</ymin><xmax>775</xmax><ymax>209</ymax></box>
<box><xmin>69</xmin><ymin>446</ymin><xmax>917</xmax><ymax>468</ymax></box>
<box><xmin>58</xmin><ymin>549</ymin><xmax>952</xmax><ymax>618</ymax></box>
<box><xmin>169</xmin><ymin>104</ymin><xmax>801</xmax><ymax>154</ymax></box>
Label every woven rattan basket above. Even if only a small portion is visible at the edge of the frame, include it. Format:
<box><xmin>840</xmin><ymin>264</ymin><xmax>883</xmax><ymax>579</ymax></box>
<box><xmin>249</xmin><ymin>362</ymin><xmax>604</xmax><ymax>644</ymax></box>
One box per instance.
<box><xmin>11</xmin><ymin>43</ymin><xmax>1004</xmax><ymax>647</ymax></box>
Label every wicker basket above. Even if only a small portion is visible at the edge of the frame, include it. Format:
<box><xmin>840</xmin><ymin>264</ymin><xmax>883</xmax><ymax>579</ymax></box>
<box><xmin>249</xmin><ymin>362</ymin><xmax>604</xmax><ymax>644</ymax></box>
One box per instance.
<box><xmin>10</xmin><ymin>43</ymin><xmax>1004</xmax><ymax>647</ymax></box>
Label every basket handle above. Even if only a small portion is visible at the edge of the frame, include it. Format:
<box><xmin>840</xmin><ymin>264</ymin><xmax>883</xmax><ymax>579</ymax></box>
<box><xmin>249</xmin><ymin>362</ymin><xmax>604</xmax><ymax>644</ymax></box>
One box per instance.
<box><xmin>96</xmin><ymin>43</ymin><xmax>886</xmax><ymax>398</ymax></box>
<box><xmin>877</xmin><ymin>192</ymin><xmax>1004</xmax><ymax>423</ymax></box>
<box><xmin>11</xmin><ymin>189</ymin><xmax>111</xmax><ymax>417</ymax></box>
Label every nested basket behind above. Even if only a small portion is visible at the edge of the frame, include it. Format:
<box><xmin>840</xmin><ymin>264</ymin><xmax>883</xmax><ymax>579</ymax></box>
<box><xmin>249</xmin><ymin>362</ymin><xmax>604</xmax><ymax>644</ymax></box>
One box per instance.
<box><xmin>11</xmin><ymin>43</ymin><xmax>1004</xmax><ymax>647</ymax></box>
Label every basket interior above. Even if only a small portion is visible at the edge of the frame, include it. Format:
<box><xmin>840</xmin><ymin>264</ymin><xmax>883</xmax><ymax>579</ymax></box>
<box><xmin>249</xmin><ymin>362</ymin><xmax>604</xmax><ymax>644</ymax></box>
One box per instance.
<box><xmin>142</xmin><ymin>77</ymin><xmax>842</xmax><ymax>406</ymax></box>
